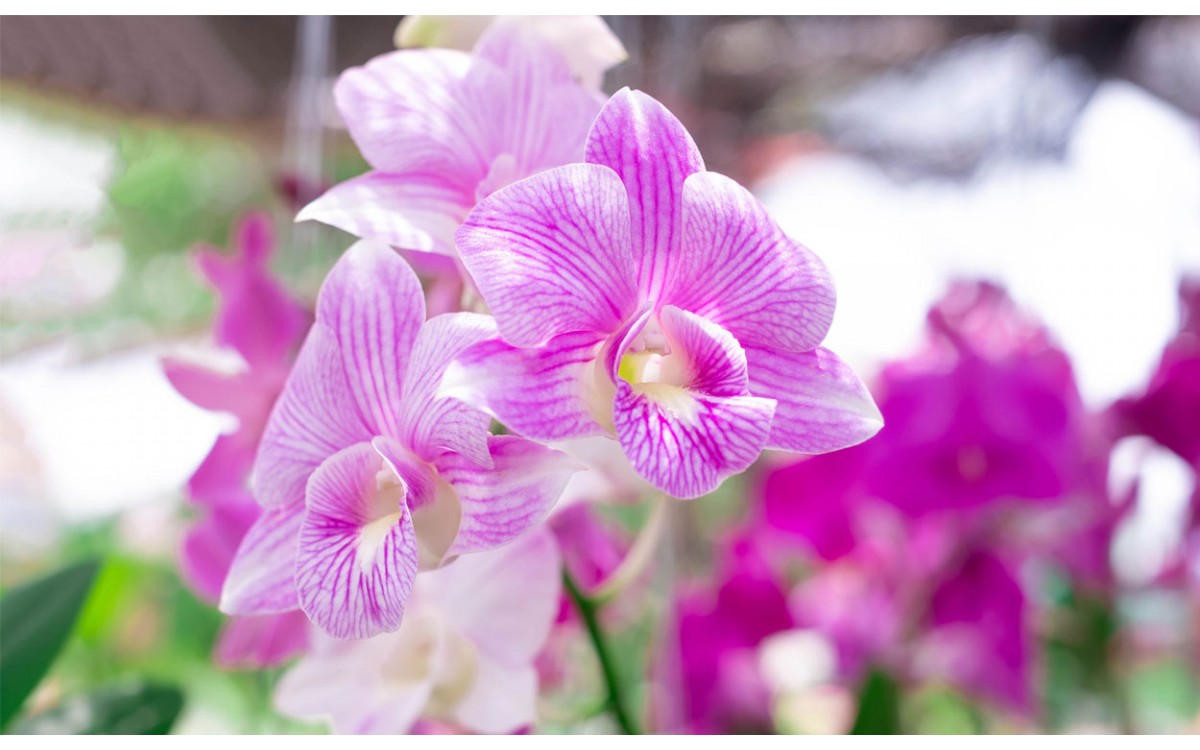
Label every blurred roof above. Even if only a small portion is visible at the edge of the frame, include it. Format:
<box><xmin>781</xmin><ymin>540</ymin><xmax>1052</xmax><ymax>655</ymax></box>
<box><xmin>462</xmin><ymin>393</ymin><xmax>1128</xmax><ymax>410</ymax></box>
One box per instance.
<box><xmin>0</xmin><ymin>16</ymin><xmax>397</xmax><ymax>120</ymax></box>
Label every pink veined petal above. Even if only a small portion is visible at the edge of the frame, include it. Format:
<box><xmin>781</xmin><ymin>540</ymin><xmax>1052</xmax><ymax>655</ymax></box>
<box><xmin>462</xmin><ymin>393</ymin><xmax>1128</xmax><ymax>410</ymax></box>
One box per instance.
<box><xmin>423</xmin><ymin>525</ymin><xmax>561</xmax><ymax>664</ymax></box>
<box><xmin>466</xmin><ymin>23</ymin><xmax>603</xmax><ymax>182</ymax></box>
<box><xmin>296</xmin><ymin>443</ymin><xmax>419</xmax><ymax>639</ymax></box>
<box><xmin>254</xmin><ymin>324</ymin><xmax>373</xmax><ymax>509</ymax></box>
<box><xmin>614</xmin><ymin>383</ymin><xmax>774</xmax><ymax>499</ymax></box>
<box><xmin>436</xmin><ymin>436</ymin><xmax>579</xmax><ymax>558</ymax></box>
<box><xmin>670</xmin><ymin>171</ymin><xmax>836</xmax><ymax>353</ymax></box>
<box><xmin>584</xmin><ymin>88</ymin><xmax>705</xmax><ymax>299</ymax></box>
<box><xmin>296</xmin><ymin>170</ymin><xmax>473</xmax><ymax>255</ymax></box>
<box><xmin>220</xmin><ymin>503</ymin><xmax>303</xmax><ymax>616</ymax></box>
<box><xmin>214</xmin><ymin>611</ymin><xmax>310</xmax><ymax>669</ymax></box>
<box><xmin>274</xmin><ymin>633</ymin><xmax>433</xmax><ymax>735</ymax></box>
<box><xmin>441</xmin><ymin>331</ymin><xmax>609</xmax><ymax>442</ymax></box>
<box><xmin>745</xmin><ymin>345</ymin><xmax>883</xmax><ymax>454</ymax></box>
<box><xmin>334</xmin><ymin>48</ymin><xmax>488</xmax><ymax>187</ymax></box>
<box><xmin>612</xmin><ymin>307</ymin><xmax>775</xmax><ymax>499</ymax></box>
<box><xmin>456</xmin><ymin>163</ymin><xmax>638</xmax><ymax>347</ymax></box>
<box><xmin>452</xmin><ymin>658</ymin><xmax>538</xmax><ymax>735</ymax></box>
<box><xmin>371</xmin><ymin>436</ymin><xmax>438</xmax><ymax>511</ymax></box>
<box><xmin>400</xmin><ymin>312</ymin><xmax>498</xmax><ymax>468</ymax></box>
<box><xmin>316</xmin><ymin>240</ymin><xmax>425</xmax><ymax>437</ymax></box>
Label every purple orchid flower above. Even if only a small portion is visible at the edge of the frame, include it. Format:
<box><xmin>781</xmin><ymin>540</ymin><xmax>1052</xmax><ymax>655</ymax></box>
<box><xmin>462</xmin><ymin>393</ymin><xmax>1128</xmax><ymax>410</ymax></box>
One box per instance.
<box><xmin>448</xmin><ymin>89</ymin><xmax>882</xmax><ymax>499</ymax></box>
<box><xmin>297</xmin><ymin>22</ymin><xmax>604</xmax><ymax>259</ymax></box>
<box><xmin>220</xmin><ymin>240</ymin><xmax>578</xmax><ymax>639</ymax></box>
<box><xmin>163</xmin><ymin>213</ymin><xmax>313</xmax><ymax>667</ymax></box>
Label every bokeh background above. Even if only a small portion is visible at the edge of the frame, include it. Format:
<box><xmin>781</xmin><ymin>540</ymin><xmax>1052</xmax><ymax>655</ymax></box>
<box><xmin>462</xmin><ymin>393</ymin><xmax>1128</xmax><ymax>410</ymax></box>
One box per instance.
<box><xmin>1</xmin><ymin>15</ymin><xmax>1198</xmax><ymax>734</ymax></box>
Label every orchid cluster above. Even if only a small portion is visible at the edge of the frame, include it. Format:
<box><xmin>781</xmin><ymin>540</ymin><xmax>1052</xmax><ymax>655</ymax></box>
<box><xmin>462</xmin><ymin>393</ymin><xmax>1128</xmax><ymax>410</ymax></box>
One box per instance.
<box><xmin>165</xmin><ymin>15</ymin><xmax>1200</xmax><ymax>735</ymax></box>
<box><xmin>168</xmin><ymin>15</ymin><xmax>880</xmax><ymax>735</ymax></box>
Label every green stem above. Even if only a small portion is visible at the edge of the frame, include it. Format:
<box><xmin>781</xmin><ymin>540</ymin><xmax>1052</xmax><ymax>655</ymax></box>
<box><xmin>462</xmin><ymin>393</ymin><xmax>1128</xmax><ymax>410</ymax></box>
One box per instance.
<box><xmin>562</xmin><ymin>569</ymin><xmax>640</xmax><ymax>734</ymax></box>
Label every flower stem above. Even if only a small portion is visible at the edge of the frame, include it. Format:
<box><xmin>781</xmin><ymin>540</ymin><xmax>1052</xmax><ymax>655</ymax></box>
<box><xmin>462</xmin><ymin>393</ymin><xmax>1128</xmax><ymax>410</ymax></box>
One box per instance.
<box><xmin>590</xmin><ymin>491</ymin><xmax>670</xmax><ymax>605</ymax></box>
<box><xmin>562</xmin><ymin>568</ymin><xmax>641</xmax><ymax>734</ymax></box>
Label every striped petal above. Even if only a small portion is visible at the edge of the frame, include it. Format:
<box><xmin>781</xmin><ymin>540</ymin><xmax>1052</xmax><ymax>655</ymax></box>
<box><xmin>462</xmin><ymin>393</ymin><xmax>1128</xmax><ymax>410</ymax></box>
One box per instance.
<box><xmin>334</xmin><ymin>48</ymin><xmax>485</xmax><ymax>187</ymax></box>
<box><xmin>436</xmin><ymin>437</ymin><xmax>579</xmax><ymax>557</ymax></box>
<box><xmin>254</xmin><ymin>324</ymin><xmax>373</xmax><ymax>509</ymax></box>
<box><xmin>400</xmin><ymin>312</ymin><xmax>498</xmax><ymax>468</ymax></box>
<box><xmin>441</xmin><ymin>331</ymin><xmax>610</xmax><ymax>442</ymax></box>
<box><xmin>584</xmin><ymin>88</ymin><xmax>705</xmax><ymax>299</ymax></box>
<box><xmin>746</xmin><ymin>346</ymin><xmax>883</xmax><ymax>454</ymax></box>
<box><xmin>297</xmin><ymin>171</ymin><xmax>472</xmax><ymax>255</ymax></box>
<box><xmin>456</xmin><ymin>162</ymin><xmax>637</xmax><ymax>347</ymax></box>
<box><xmin>669</xmin><ymin>171</ymin><xmax>836</xmax><ymax>353</ymax></box>
<box><xmin>220</xmin><ymin>503</ymin><xmax>303</xmax><ymax>615</ymax></box>
<box><xmin>316</xmin><ymin>240</ymin><xmax>425</xmax><ymax>436</ymax></box>
<box><xmin>612</xmin><ymin>307</ymin><xmax>775</xmax><ymax>498</ymax></box>
<box><xmin>296</xmin><ymin>443</ymin><xmax>419</xmax><ymax>639</ymax></box>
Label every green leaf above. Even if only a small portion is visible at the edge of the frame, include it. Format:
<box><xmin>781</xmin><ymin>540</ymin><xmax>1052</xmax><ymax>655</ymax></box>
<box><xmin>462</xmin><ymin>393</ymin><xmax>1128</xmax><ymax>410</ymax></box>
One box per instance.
<box><xmin>0</xmin><ymin>560</ymin><xmax>100</xmax><ymax>729</ymax></box>
<box><xmin>850</xmin><ymin>668</ymin><xmax>902</xmax><ymax>735</ymax></box>
<box><xmin>11</xmin><ymin>682</ymin><xmax>184</xmax><ymax>735</ymax></box>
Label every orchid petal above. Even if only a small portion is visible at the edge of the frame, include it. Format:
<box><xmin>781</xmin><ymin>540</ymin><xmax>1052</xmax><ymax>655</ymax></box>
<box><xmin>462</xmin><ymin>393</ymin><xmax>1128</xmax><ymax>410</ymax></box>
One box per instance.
<box><xmin>467</xmin><ymin>24</ymin><xmax>603</xmax><ymax>181</ymax></box>
<box><xmin>436</xmin><ymin>437</ymin><xmax>579</xmax><ymax>557</ymax></box>
<box><xmin>192</xmin><ymin>213</ymin><xmax>309</xmax><ymax>368</ymax></box>
<box><xmin>296</xmin><ymin>443</ymin><xmax>419</xmax><ymax>639</ymax></box>
<box><xmin>220</xmin><ymin>503</ymin><xmax>303</xmax><ymax>615</ymax></box>
<box><xmin>585</xmin><ymin>88</ymin><xmax>704</xmax><ymax>299</ymax></box>
<box><xmin>254</xmin><ymin>325</ymin><xmax>372</xmax><ymax>509</ymax></box>
<box><xmin>180</xmin><ymin>499</ymin><xmax>258</xmax><ymax>602</ymax></box>
<box><xmin>746</xmin><ymin>346</ymin><xmax>883</xmax><ymax>454</ymax></box>
<box><xmin>452</xmin><ymin>658</ymin><xmax>538</xmax><ymax>735</ymax></box>
<box><xmin>672</xmin><ymin>171</ymin><xmax>836</xmax><ymax>353</ymax></box>
<box><xmin>214</xmin><ymin>611</ymin><xmax>310</xmax><ymax>669</ymax></box>
<box><xmin>316</xmin><ymin>240</ymin><xmax>425</xmax><ymax>437</ymax></box>
<box><xmin>423</xmin><ymin>526</ymin><xmax>560</xmax><ymax>663</ymax></box>
<box><xmin>297</xmin><ymin>171</ymin><xmax>472</xmax><ymax>255</ymax></box>
<box><xmin>275</xmin><ymin>633</ymin><xmax>433</xmax><ymax>734</ymax></box>
<box><xmin>614</xmin><ymin>383</ymin><xmax>774</xmax><ymax>498</ymax></box>
<box><xmin>457</xmin><ymin>163</ymin><xmax>637</xmax><ymax>347</ymax></box>
<box><xmin>442</xmin><ymin>331</ymin><xmax>609</xmax><ymax>442</ymax></box>
<box><xmin>400</xmin><ymin>312</ymin><xmax>498</xmax><ymax>467</ymax></box>
<box><xmin>334</xmin><ymin>48</ymin><xmax>486</xmax><ymax>186</ymax></box>
<box><xmin>612</xmin><ymin>308</ymin><xmax>774</xmax><ymax>498</ymax></box>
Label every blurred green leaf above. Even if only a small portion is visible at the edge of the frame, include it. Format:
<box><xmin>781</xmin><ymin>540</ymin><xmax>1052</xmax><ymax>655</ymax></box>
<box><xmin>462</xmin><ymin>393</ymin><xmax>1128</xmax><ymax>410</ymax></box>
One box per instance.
<box><xmin>11</xmin><ymin>682</ymin><xmax>183</xmax><ymax>735</ymax></box>
<box><xmin>850</xmin><ymin>669</ymin><xmax>902</xmax><ymax>735</ymax></box>
<box><xmin>0</xmin><ymin>560</ymin><xmax>100</xmax><ymax>730</ymax></box>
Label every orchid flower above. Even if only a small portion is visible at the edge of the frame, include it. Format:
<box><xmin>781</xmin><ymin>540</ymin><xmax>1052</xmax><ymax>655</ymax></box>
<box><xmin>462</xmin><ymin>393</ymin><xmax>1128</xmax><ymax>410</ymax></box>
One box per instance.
<box><xmin>395</xmin><ymin>15</ymin><xmax>626</xmax><ymax>92</ymax></box>
<box><xmin>274</xmin><ymin>527</ymin><xmax>560</xmax><ymax>735</ymax></box>
<box><xmin>297</xmin><ymin>21</ymin><xmax>605</xmax><ymax>260</ymax></box>
<box><xmin>220</xmin><ymin>240</ymin><xmax>578</xmax><ymax>639</ymax></box>
<box><xmin>162</xmin><ymin>213</ymin><xmax>312</xmax><ymax>666</ymax></box>
<box><xmin>448</xmin><ymin>89</ymin><xmax>882</xmax><ymax>499</ymax></box>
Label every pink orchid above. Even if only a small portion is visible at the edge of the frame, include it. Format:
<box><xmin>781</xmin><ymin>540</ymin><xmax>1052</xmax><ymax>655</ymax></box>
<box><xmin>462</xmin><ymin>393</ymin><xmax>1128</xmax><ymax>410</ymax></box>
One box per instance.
<box><xmin>274</xmin><ymin>527</ymin><xmax>560</xmax><ymax>735</ymax></box>
<box><xmin>395</xmin><ymin>15</ymin><xmax>626</xmax><ymax>92</ymax></box>
<box><xmin>297</xmin><ymin>22</ymin><xmax>604</xmax><ymax>258</ymax></box>
<box><xmin>220</xmin><ymin>241</ymin><xmax>578</xmax><ymax>639</ymax></box>
<box><xmin>162</xmin><ymin>213</ymin><xmax>312</xmax><ymax>667</ymax></box>
<box><xmin>449</xmin><ymin>89</ymin><xmax>882</xmax><ymax>499</ymax></box>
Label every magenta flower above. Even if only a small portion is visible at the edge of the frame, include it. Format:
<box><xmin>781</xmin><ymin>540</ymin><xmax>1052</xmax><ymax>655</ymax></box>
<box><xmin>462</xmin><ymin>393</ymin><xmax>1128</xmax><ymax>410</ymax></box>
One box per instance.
<box><xmin>1116</xmin><ymin>277</ymin><xmax>1200</xmax><ymax>468</ymax></box>
<box><xmin>274</xmin><ymin>528</ymin><xmax>560</xmax><ymax>734</ymax></box>
<box><xmin>867</xmin><ymin>281</ymin><xmax>1089</xmax><ymax>516</ymax></box>
<box><xmin>449</xmin><ymin>89</ymin><xmax>882</xmax><ymax>498</ymax></box>
<box><xmin>297</xmin><ymin>22</ymin><xmax>603</xmax><ymax>257</ymax></box>
<box><xmin>220</xmin><ymin>241</ymin><xmax>577</xmax><ymax>639</ymax></box>
<box><xmin>162</xmin><ymin>213</ymin><xmax>312</xmax><ymax>666</ymax></box>
<box><xmin>675</xmin><ymin>534</ymin><xmax>793</xmax><ymax>733</ymax></box>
